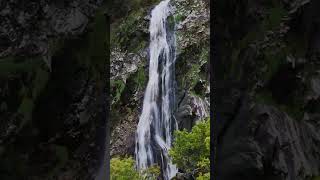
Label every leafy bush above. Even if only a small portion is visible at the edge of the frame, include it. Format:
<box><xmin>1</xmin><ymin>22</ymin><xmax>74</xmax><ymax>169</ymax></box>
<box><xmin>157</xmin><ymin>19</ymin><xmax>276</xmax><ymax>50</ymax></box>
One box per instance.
<box><xmin>110</xmin><ymin>157</ymin><xmax>160</xmax><ymax>180</ymax></box>
<box><xmin>110</xmin><ymin>157</ymin><xmax>140</xmax><ymax>180</ymax></box>
<box><xmin>169</xmin><ymin>119</ymin><xmax>210</xmax><ymax>179</ymax></box>
<box><xmin>140</xmin><ymin>164</ymin><xmax>160</xmax><ymax>180</ymax></box>
<box><xmin>196</xmin><ymin>172</ymin><xmax>210</xmax><ymax>180</ymax></box>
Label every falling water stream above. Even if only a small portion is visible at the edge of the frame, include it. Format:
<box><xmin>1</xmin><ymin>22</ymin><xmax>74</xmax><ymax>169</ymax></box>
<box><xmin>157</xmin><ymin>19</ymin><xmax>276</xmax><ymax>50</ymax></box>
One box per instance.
<box><xmin>135</xmin><ymin>0</ymin><xmax>178</xmax><ymax>179</ymax></box>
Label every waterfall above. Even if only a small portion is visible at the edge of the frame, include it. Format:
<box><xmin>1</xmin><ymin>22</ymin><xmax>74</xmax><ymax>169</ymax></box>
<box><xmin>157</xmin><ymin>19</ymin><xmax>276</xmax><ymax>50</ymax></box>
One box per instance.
<box><xmin>135</xmin><ymin>0</ymin><xmax>178</xmax><ymax>179</ymax></box>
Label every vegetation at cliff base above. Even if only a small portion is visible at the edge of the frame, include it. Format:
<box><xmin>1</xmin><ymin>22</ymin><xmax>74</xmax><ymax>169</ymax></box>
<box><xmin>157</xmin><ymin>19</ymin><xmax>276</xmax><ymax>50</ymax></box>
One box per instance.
<box><xmin>169</xmin><ymin>119</ymin><xmax>210</xmax><ymax>179</ymax></box>
<box><xmin>110</xmin><ymin>157</ymin><xmax>160</xmax><ymax>180</ymax></box>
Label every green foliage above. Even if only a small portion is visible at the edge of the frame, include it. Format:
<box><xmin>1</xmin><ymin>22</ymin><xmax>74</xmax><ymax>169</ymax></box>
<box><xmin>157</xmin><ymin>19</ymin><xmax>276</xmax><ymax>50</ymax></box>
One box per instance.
<box><xmin>174</xmin><ymin>13</ymin><xmax>186</xmax><ymax>23</ymax></box>
<box><xmin>133</xmin><ymin>67</ymin><xmax>146</xmax><ymax>89</ymax></box>
<box><xmin>112</xmin><ymin>9</ymin><xmax>144</xmax><ymax>49</ymax></box>
<box><xmin>169</xmin><ymin>119</ymin><xmax>210</xmax><ymax>177</ymax></box>
<box><xmin>140</xmin><ymin>165</ymin><xmax>160</xmax><ymax>180</ymax></box>
<box><xmin>111</xmin><ymin>157</ymin><xmax>140</xmax><ymax>180</ymax></box>
<box><xmin>196</xmin><ymin>172</ymin><xmax>210</xmax><ymax>180</ymax></box>
<box><xmin>111</xmin><ymin>79</ymin><xmax>126</xmax><ymax>104</ymax></box>
<box><xmin>177</xmin><ymin>45</ymin><xmax>208</xmax><ymax>96</ymax></box>
<box><xmin>110</xmin><ymin>157</ymin><xmax>160</xmax><ymax>180</ymax></box>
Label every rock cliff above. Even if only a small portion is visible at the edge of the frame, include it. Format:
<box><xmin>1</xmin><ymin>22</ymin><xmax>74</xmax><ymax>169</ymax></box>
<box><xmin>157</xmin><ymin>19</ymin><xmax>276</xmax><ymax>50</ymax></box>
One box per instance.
<box><xmin>0</xmin><ymin>0</ymin><xmax>108</xmax><ymax>179</ymax></box>
<box><xmin>214</xmin><ymin>0</ymin><xmax>320</xmax><ymax>179</ymax></box>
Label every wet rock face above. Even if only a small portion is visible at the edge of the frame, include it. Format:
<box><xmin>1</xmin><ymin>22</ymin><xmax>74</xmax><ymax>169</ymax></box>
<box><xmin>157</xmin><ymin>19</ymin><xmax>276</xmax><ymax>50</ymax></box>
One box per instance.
<box><xmin>175</xmin><ymin>92</ymin><xmax>209</xmax><ymax>130</ymax></box>
<box><xmin>215</xmin><ymin>0</ymin><xmax>320</xmax><ymax>179</ymax></box>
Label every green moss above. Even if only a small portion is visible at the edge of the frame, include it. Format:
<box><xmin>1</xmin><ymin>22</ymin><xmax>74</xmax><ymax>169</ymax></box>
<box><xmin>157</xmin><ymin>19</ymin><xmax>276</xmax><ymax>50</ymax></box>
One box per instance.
<box><xmin>263</xmin><ymin>6</ymin><xmax>287</xmax><ymax>30</ymax></box>
<box><xmin>263</xmin><ymin>49</ymin><xmax>286</xmax><ymax>82</ymax></box>
<box><xmin>133</xmin><ymin>67</ymin><xmax>146</xmax><ymax>89</ymax></box>
<box><xmin>167</xmin><ymin>15</ymin><xmax>175</xmax><ymax>30</ymax></box>
<box><xmin>111</xmin><ymin>79</ymin><xmax>126</xmax><ymax>104</ymax></box>
<box><xmin>174</xmin><ymin>13</ymin><xmax>186</xmax><ymax>23</ymax></box>
<box><xmin>183</xmin><ymin>63</ymin><xmax>201</xmax><ymax>90</ymax></box>
<box><xmin>200</xmin><ymin>47</ymin><xmax>209</xmax><ymax>64</ymax></box>
<box><xmin>0</xmin><ymin>56</ymin><xmax>43</xmax><ymax>77</ymax></box>
<box><xmin>176</xmin><ymin>43</ymin><xmax>208</xmax><ymax>93</ymax></box>
<box><xmin>17</xmin><ymin>97</ymin><xmax>34</xmax><ymax>129</ymax></box>
<box><xmin>112</xmin><ymin>9</ymin><xmax>144</xmax><ymax>48</ymax></box>
<box><xmin>132</xmin><ymin>40</ymin><xmax>147</xmax><ymax>53</ymax></box>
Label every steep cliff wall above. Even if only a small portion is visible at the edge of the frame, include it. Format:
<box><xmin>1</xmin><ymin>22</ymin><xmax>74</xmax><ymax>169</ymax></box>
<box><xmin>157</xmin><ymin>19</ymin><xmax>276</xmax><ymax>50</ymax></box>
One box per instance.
<box><xmin>0</xmin><ymin>1</ymin><xmax>108</xmax><ymax>179</ymax></box>
<box><xmin>214</xmin><ymin>0</ymin><xmax>320</xmax><ymax>179</ymax></box>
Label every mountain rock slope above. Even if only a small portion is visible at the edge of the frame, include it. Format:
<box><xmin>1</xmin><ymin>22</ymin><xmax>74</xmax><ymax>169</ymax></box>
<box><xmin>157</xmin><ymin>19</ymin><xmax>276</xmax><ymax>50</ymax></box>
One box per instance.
<box><xmin>214</xmin><ymin>0</ymin><xmax>320</xmax><ymax>179</ymax></box>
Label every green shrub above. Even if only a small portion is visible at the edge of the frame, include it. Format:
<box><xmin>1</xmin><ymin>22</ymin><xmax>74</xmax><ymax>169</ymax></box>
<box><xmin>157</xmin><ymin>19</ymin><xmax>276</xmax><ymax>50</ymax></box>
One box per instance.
<box><xmin>169</xmin><ymin>119</ymin><xmax>210</xmax><ymax>178</ymax></box>
<box><xmin>111</xmin><ymin>157</ymin><xmax>140</xmax><ymax>180</ymax></box>
<box><xmin>140</xmin><ymin>164</ymin><xmax>160</xmax><ymax>180</ymax></box>
<box><xmin>196</xmin><ymin>172</ymin><xmax>210</xmax><ymax>180</ymax></box>
<box><xmin>110</xmin><ymin>157</ymin><xmax>160</xmax><ymax>180</ymax></box>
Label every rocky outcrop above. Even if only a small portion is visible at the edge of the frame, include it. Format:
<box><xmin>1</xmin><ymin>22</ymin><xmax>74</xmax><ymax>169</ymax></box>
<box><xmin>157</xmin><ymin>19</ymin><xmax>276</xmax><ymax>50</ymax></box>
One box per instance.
<box><xmin>173</xmin><ymin>0</ymin><xmax>210</xmax><ymax>130</ymax></box>
<box><xmin>0</xmin><ymin>0</ymin><xmax>108</xmax><ymax>179</ymax></box>
<box><xmin>214</xmin><ymin>0</ymin><xmax>320</xmax><ymax>179</ymax></box>
<box><xmin>0</xmin><ymin>0</ymin><xmax>102</xmax><ymax>58</ymax></box>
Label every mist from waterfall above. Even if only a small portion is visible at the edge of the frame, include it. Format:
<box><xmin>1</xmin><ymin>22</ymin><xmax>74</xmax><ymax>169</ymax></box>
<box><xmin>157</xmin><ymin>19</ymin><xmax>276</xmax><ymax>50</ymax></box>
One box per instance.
<box><xmin>135</xmin><ymin>0</ymin><xmax>178</xmax><ymax>179</ymax></box>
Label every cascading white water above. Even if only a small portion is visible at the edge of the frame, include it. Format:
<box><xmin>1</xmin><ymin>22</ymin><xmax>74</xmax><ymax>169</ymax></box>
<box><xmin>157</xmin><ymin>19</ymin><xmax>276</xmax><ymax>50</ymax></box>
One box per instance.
<box><xmin>135</xmin><ymin>0</ymin><xmax>178</xmax><ymax>179</ymax></box>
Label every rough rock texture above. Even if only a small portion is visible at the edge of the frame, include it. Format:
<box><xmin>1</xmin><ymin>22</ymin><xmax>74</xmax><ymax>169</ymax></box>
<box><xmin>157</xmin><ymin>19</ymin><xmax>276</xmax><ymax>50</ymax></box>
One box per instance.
<box><xmin>214</xmin><ymin>0</ymin><xmax>320</xmax><ymax>179</ymax></box>
<box><xmin>173</xmin><ymin>0</ymin><xmax>210</xmax><ymax>129</ymax></box>
<box><xmin>0</xmin><ymin>0</ymin><xmax>108</xmax><ymax>179</ymax></box>
<box><xmin>0</xmin><ymin>0</ymin><xmax>102</xmax><ymax>58</ymax></box>
<box><xmin>109</xmin><ymin>2</ymin><xmax>152</xmax><ymax>156</ymax></box>
<box><xmin>110</xmin><ymin>0</ymin><xmax>210</xmax><ymax>157</ymax></box>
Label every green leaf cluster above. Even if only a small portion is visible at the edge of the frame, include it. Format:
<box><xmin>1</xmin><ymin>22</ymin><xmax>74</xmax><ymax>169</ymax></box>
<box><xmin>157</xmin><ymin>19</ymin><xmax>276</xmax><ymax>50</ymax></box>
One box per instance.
<box><xmin>169</xmin><ymin>119</ymin><xmax>210</xmax><ymax>179</ymax></box>
<box><xmin>110</xmin><ymin>157</ymin><xmax>160</xmax><ymax>180</ymax></box>
<box><xmin>110</xmin><ymin>157</ymin><xmax>140</xmax><ymax>180</ymax></box>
